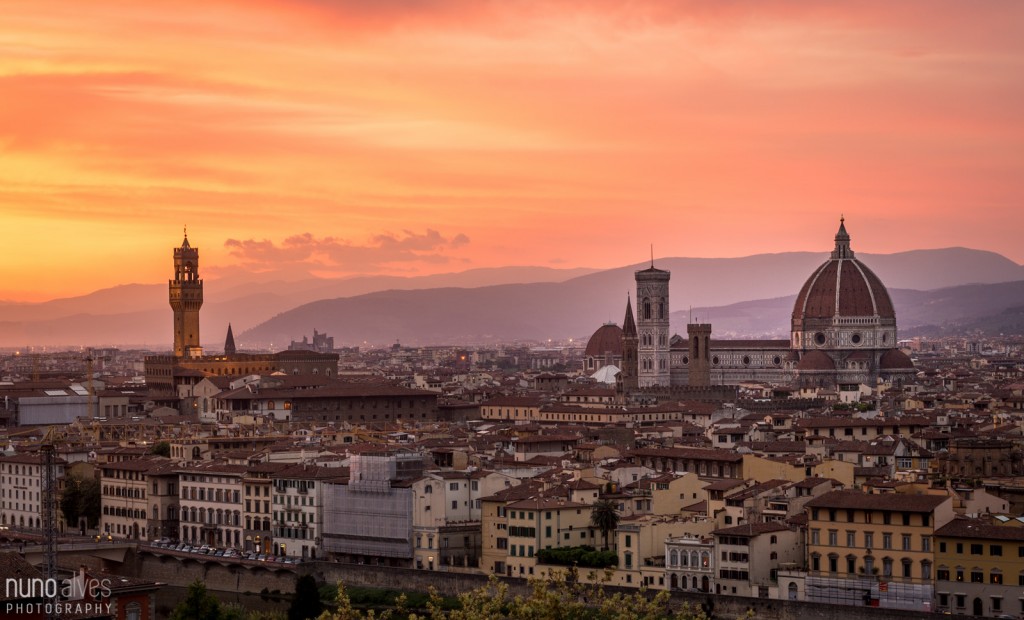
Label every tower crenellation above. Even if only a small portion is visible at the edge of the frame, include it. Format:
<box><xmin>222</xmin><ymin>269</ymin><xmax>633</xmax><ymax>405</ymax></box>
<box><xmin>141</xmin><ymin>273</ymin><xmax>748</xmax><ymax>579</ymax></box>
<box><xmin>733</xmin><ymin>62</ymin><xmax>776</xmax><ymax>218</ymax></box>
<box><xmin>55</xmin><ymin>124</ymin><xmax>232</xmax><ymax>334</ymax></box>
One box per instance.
<box><xmin>169</xmin><ymin>229</ymin><xmax>204</xmax><ymax>358</ymax></box>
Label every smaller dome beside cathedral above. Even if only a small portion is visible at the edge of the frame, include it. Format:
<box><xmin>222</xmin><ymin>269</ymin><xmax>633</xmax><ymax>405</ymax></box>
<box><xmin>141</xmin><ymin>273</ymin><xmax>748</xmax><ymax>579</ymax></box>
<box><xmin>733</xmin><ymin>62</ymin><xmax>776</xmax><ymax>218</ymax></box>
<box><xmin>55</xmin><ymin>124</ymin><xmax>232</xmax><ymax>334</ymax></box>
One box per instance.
<box><xmin>796</xmin><ymin>350</ymin><xmax>836</xmax><ymax>371</ymax></box>
<box><xmin>585</xmin><ymin>323</ymin><xmax>623</xmax><ymax>358</ymax></box>
<box><xmin>879</xmin><ymin>348</ymin><xmax>915</xmax><ymax>370</ymax></box>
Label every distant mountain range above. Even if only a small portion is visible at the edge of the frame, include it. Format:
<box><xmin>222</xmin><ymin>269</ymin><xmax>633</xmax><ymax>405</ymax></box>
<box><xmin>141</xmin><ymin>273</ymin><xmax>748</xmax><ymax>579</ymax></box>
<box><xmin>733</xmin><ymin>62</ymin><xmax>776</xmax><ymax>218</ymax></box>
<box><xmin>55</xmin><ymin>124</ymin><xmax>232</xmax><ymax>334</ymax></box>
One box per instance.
<box><xmin>1</xmin><ymin>248</ymin><xmax>1022</xmax><ymax>348</ymax></box>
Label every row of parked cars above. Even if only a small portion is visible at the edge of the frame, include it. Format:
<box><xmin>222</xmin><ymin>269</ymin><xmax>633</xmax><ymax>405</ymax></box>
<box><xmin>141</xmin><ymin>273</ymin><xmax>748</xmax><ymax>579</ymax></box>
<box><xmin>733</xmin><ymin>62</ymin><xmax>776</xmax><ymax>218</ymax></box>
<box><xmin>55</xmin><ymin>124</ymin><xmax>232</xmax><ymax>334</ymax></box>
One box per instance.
<box><xmin>149</xmin><ymin>539</ymin><xmax>303</xmax><ymax>564</ymax></box>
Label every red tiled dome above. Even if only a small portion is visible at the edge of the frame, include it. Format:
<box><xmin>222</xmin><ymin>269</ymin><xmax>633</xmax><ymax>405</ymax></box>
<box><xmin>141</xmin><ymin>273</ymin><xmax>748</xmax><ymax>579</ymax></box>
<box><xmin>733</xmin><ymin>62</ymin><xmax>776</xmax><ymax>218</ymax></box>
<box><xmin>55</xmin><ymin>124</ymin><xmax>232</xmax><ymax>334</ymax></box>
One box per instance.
<box><xmin>796</xmin><ymin>350</ymin><xmax>836</xmax><ymax>371</ymax></box>
<box><xmin>792</xmin><ymin>220</ymin><xmax>895</xmax><ymax>321</ymax></box>
<box><xmin>879</xmin><ymin>348</ymin><xmax>914</xmax><ymax>370</ymax></box>
<box><xmin>585</xmin><ymin>323</ymin><xmax>623</xmax><ymax>358</ymax></box>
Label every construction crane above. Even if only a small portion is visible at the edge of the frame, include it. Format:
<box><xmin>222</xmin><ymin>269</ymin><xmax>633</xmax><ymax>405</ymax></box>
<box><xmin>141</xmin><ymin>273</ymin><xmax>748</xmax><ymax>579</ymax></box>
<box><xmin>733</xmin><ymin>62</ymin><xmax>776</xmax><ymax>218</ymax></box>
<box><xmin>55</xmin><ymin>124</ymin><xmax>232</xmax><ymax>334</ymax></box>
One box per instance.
<box><xmin>40</xmin><ymin>426</ymin><xmax>59</xmax><ymax>620</ymax></box>
<box><xmin>84</xmin><ymin>350</ymin><xmax>95</xmax><ymax>420</ymax></box>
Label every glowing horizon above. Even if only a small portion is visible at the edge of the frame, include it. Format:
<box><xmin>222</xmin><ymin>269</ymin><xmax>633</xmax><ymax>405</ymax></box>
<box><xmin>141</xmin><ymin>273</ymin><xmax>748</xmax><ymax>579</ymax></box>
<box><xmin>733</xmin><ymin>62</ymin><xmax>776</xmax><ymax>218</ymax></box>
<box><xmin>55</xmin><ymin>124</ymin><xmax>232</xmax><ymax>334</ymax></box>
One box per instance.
<box><xmin>2</xmin><ymin>1</ymin><xmax>1022</xmax><ymax>302</ymax></box>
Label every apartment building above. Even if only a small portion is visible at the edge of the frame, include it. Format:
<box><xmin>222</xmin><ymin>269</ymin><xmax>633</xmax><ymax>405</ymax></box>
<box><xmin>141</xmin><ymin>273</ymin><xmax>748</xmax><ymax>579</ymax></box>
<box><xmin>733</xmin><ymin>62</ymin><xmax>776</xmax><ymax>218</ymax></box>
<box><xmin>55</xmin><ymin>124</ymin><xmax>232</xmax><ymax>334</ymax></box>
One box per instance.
<box><xmin>410</xmin><ymin>469</ymin><xmax>518</xmax><ymax>570</ymax></box>
<box><xmin>933</xmin><ymin>517</ymin><xmax>1024</xmax><ymax>617</ymax></box>
<box><xmin>503</xmin><ymin>496</ymin><xmax>594</xmax><ymax>578</ymax></box>
<box><xmin>178</xmin><ymin>462</ymin><xmax>248</xmax><ymax>549</ymax></box>
<box><xmin>100</xmin><ymin>456</ymin><xmax>167</xmax><ymax>540</ymax></box>
<box><xmin>712</xmin><ymin>522</ymin><xmax>803</xmax><ymax>598</ymax></box>
<box><xmin>802</xmin><ymin>490</ymin><xmax>953</xmax><ymax>611</ymax></box>
<box><xmin>0</xmin><ymin>453</ymin><xmax>66</xmax><ymax>530</ymax></box>
<box><xmin>272</xmin><ymin>464</ymin><xmax>340</xmax><ymax>559</ymax></box>
<box><xmin>243</xmin><ymin>462</ymin><xmax>287</xmax><ymax>554</ymax></box>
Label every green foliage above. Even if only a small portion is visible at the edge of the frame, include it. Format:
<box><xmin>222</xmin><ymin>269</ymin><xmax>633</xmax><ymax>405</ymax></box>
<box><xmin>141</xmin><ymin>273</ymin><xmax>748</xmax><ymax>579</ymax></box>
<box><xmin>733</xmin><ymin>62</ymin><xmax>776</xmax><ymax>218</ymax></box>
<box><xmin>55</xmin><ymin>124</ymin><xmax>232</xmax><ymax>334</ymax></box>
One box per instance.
<box><xmin>536</xmin><ymin>546</ymin><xmax>618</xmax><ymax>568</ymax></box>
<box><xmin>590</xmin><ymin>499</ymin><xmax>620</xmax><ymax>550</ymax></box>
<box><xmin>318</xmin><ymin>571</ymin><xmax>718</xmax><ymax>620</ymax></box>
<box><xmin>149</xmin><ymin>441</ymin><xmax>171</xmax><ymax>457</ymax></box>
<box><xmin>171</xmin><ymin>580</ymin><xmax>222</xmax><ymax>620</ymax></box>
<box><xmin>171</xmin><ymin>581</ymin><xmax>286</xmax><ymax>620</ymax></box>
<box><xmin>317</xmin><ymin>584</ymin><xmax>458</xmax><ymax>613</ymax></box>
<box><xmin>289</xmin><ymin>575</ymin><xmax>325</xmax><ymax>620</ymax></box>
<box><xmin>59</xmin><ymin>472</ymin><xmax>101</xmax><ymax>530</ymax></box>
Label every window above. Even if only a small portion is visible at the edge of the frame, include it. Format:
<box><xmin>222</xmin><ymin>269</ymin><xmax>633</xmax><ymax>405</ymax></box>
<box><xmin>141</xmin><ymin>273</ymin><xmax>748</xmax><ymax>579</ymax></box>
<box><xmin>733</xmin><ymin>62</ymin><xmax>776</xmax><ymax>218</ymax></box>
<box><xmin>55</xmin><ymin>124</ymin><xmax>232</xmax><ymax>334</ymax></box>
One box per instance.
<box><xmin>971</xmin><ymin>570</ymin><xmax>984</xmax><ymax>584</ymax></box>
<box><xmin>882</xmin><ymin>533</ymin><xmax>892</xmax><ymax>550</ymax></box>
<box><xmin>811</xmin><ymin>529</ymin><xmax>820</xmax><ymax>545</ymax></box>
<box><xmin>991</xmin><ymin>545</ymin><xmax>1003</xmax><ymax>557</ymax></box>
<box><xmin>828</xmin><ymin>530</ymin><xmax>837</xmax><ymax>546</ymax></box>
<box><xmin>971</xmin><ymin>544</ymin><xmax>983</xmax><ymax>555</ymax></box>
<box><xmin>811</xmin><ymin>554</ymin><xmax>820</xmax><ymax>572</ymax></box>
<box><xmin>846</xmin><ymin>531</ymin><xmax>856</xmax><ymax>547</ymax></box>
<box><xmin>846</xmin><ymin>556</ymin><xmax>856</xmax><ymax>574</ymax></box>
<box><xmin>902</xmin><ymin>534</ymin><xmax>912</xmax><ymax>551</ymax></box>
<box><xmin>828</xmin><ymin>555</ymin><xmax>838</xmax><ymax>573</ymax></box>
<box><xmin>991</xmin><ymin>571</ymin><xmax>1002</xmax><ymax>585</ymax></box>
<box><xmin>864</xmin><ymin>532</ymin><xmax>874</xmax><ymax>549</ymax></box>
<box><xmin>922</xmin><ymin>536</ymin><xmax>931</xmax><ymax>552</ymax></box>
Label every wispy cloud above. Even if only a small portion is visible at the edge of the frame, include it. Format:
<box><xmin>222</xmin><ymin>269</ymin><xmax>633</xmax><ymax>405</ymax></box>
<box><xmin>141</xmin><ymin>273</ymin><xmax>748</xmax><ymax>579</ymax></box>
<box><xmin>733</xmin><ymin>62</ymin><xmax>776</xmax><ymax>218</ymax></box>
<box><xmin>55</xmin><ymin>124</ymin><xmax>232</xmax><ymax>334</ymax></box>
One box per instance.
<box><xmin>218</xmin><ymin>229</ymin><xmax>471</xmax><ymax>277</ymax></box>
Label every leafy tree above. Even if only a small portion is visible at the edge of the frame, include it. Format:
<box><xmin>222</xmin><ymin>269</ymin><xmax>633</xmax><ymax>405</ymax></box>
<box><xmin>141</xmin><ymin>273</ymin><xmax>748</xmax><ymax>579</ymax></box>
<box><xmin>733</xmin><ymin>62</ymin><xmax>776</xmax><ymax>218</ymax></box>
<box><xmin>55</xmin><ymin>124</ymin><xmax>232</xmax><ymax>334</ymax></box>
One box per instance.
<box><xmin>60</xmin><ymin>473</ymin><xmax>101</xmax><ymax>530</ymax></box>
<box><xmin>171</xmin><ymin>580</ymin><xmax>222</xmax><ymax>620</ymax></box>
<box><xmin>149</xmin><ymin>441</ymin><xmax>171</xmax><ymax>457</ymax></box>
<box><xmin>319</xmin><ymin>570</ymin><xmax>717</xmax><ymax>620</ymax></box>
<box><xmin>536</xmin><ymin>546</ymin><xmax>617</xmax><ymax>568</ymax></box>
<box><xmin>590</xmin><ymin>499</ymin><xmax>620</xmax><ymax>551</ymax></box>
<box><xmin>288</xmin><ymin>575</ymin><xmax>324</xmax><ymax>620</ymax></box>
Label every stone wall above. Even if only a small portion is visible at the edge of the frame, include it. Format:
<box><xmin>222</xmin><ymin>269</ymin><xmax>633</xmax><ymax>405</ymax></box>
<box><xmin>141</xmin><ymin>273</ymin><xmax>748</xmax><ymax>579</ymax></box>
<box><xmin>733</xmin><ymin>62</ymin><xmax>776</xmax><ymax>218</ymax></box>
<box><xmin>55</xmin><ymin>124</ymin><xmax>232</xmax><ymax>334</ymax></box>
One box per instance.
<box><xmin>129</xmin><ymin>552</ymin><xmax>938</xmax><ymax>620</ymax></box>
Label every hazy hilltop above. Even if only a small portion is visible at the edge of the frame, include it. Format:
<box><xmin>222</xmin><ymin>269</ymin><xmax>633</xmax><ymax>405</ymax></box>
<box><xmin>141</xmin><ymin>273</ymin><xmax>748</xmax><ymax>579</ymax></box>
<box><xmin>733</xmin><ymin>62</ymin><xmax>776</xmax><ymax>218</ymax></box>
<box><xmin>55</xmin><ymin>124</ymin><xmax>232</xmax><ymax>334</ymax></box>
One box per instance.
<box><xmin>1</xmin><ymin>247</ymin><xmax>1021</xmax><ymax>348</ymax></box>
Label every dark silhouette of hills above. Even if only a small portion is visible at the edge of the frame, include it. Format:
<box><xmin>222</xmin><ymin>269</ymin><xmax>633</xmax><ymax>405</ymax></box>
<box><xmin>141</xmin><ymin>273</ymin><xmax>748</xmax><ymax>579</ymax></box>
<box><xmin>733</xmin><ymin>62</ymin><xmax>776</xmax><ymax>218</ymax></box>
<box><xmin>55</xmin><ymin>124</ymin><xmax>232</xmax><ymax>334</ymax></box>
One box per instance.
<box><xmin>680</xmin><ymin>280</ymin><xmax>1024</xmax><ymax>339</ymax></box>
<box><xmin>237</xmin><ymin>278</ymin><xmax>1024</xmax><ymax>347</ymax></box>
<box><xmin>1</xmin><ymin>248</ymin><xmax>1021</xmax><ymax>347</ymax></box>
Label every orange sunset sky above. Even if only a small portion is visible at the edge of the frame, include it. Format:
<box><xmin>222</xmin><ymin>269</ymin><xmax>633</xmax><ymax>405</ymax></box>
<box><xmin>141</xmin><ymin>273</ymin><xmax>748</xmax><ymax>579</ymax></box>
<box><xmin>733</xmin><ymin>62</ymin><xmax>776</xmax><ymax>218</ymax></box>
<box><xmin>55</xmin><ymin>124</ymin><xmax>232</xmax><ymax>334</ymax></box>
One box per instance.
<box><xmin>1</xmin><ymin>0</ymin><xmax>1022</xmax><ymax>302</ymax></box>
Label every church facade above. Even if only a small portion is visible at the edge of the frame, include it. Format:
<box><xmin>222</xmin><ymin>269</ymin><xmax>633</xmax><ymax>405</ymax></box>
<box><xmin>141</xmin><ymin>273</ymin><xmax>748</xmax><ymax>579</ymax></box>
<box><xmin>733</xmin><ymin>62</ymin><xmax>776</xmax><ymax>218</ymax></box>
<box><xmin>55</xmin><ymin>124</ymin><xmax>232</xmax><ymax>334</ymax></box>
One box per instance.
<box><xmin>587</xmin><ymin>220</ymin><xmax>916</xmax><ymax>393</ymax></box>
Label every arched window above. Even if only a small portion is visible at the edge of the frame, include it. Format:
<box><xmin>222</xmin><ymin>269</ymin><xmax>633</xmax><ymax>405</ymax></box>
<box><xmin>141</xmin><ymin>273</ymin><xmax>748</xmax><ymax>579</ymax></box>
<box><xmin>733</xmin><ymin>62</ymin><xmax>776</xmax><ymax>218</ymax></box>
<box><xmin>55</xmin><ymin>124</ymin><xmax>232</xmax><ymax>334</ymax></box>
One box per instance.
<box><xmin>670</xmin><ymin>549</ymin><xmax>679</xmax><ymax>567</ymax></box>
<box><xmin>643</xmin><ymin>298</ymin><xmax>651</xmax><ymax>320</ymax></box>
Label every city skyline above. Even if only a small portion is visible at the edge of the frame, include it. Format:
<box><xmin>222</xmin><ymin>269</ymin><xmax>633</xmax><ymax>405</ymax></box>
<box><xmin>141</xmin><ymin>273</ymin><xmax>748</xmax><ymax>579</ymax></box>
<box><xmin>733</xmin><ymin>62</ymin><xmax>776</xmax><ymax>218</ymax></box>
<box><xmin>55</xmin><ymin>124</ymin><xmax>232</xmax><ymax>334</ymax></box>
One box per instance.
<box><xmin>2</xmin><ymin>1</ymin><xmax>1022</xmax><ymax>302</ymax></box>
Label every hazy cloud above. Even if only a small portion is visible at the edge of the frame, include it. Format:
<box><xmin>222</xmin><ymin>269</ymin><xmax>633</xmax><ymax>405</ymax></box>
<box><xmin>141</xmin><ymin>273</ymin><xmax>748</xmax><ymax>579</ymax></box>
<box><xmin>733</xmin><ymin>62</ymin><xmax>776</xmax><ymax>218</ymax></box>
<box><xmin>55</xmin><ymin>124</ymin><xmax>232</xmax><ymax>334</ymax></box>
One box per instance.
<box><xmin>222</xmin><ymin>229</ymin><xmax>471</xmax><ymax>275</ymax></box>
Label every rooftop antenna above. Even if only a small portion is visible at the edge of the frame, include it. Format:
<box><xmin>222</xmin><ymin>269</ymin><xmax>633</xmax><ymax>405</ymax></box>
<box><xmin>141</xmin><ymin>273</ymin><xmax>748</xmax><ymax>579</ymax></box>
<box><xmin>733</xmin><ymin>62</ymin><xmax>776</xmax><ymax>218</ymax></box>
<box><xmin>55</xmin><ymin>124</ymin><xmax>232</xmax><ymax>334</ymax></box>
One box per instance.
<box><xmin>650</xmin><ymin>244</ymin><xmax>654</xmax><ymax>268</ymax></box>
<box><xmin>689</xmin><ymin>305</ymin><xmax>692</xmax><ymax>324</ymax></box>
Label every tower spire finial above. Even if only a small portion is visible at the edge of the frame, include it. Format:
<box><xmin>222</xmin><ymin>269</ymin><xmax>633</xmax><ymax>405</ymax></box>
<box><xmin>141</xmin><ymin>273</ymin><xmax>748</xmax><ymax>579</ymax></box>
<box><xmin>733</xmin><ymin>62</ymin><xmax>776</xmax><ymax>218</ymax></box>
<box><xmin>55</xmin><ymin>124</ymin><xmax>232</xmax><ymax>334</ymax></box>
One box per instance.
<box><xmin>832</xmin><ymin>216</ymin><xmax>853</xmax><ymax>259</ymax></box>
<box><xmin>650</xmin><ymin>244</ymin><xmax>654</xmax><ymax>268</ymax></box>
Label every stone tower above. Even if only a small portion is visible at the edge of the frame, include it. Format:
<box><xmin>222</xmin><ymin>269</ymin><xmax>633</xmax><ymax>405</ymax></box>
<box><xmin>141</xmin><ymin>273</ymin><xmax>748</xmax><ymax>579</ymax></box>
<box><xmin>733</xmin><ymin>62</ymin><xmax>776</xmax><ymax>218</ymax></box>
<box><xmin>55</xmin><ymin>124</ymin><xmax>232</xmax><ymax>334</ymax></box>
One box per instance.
<box><xmin>618</xmin><ymin>295</ymin><xmax>639</xmax><ymax>397</ymax></box>
<box><xmin>224</xmin><ymin>323</ymin><xmax>236</xmax><ymax>356</ymax></box>
<box><xmin>169</xmin><ymin>230</ymin><xmax>203</xmax><ymax>358</ymax></box>
<box><xmin>635</xmin><ymin>262</ymin><xmax>671</xmax><ymax>387</ymax></box>
<box><xmin>686</xmin><ymin>323</ymin><xmax>712</xmax><ymax>387</ymax></box>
